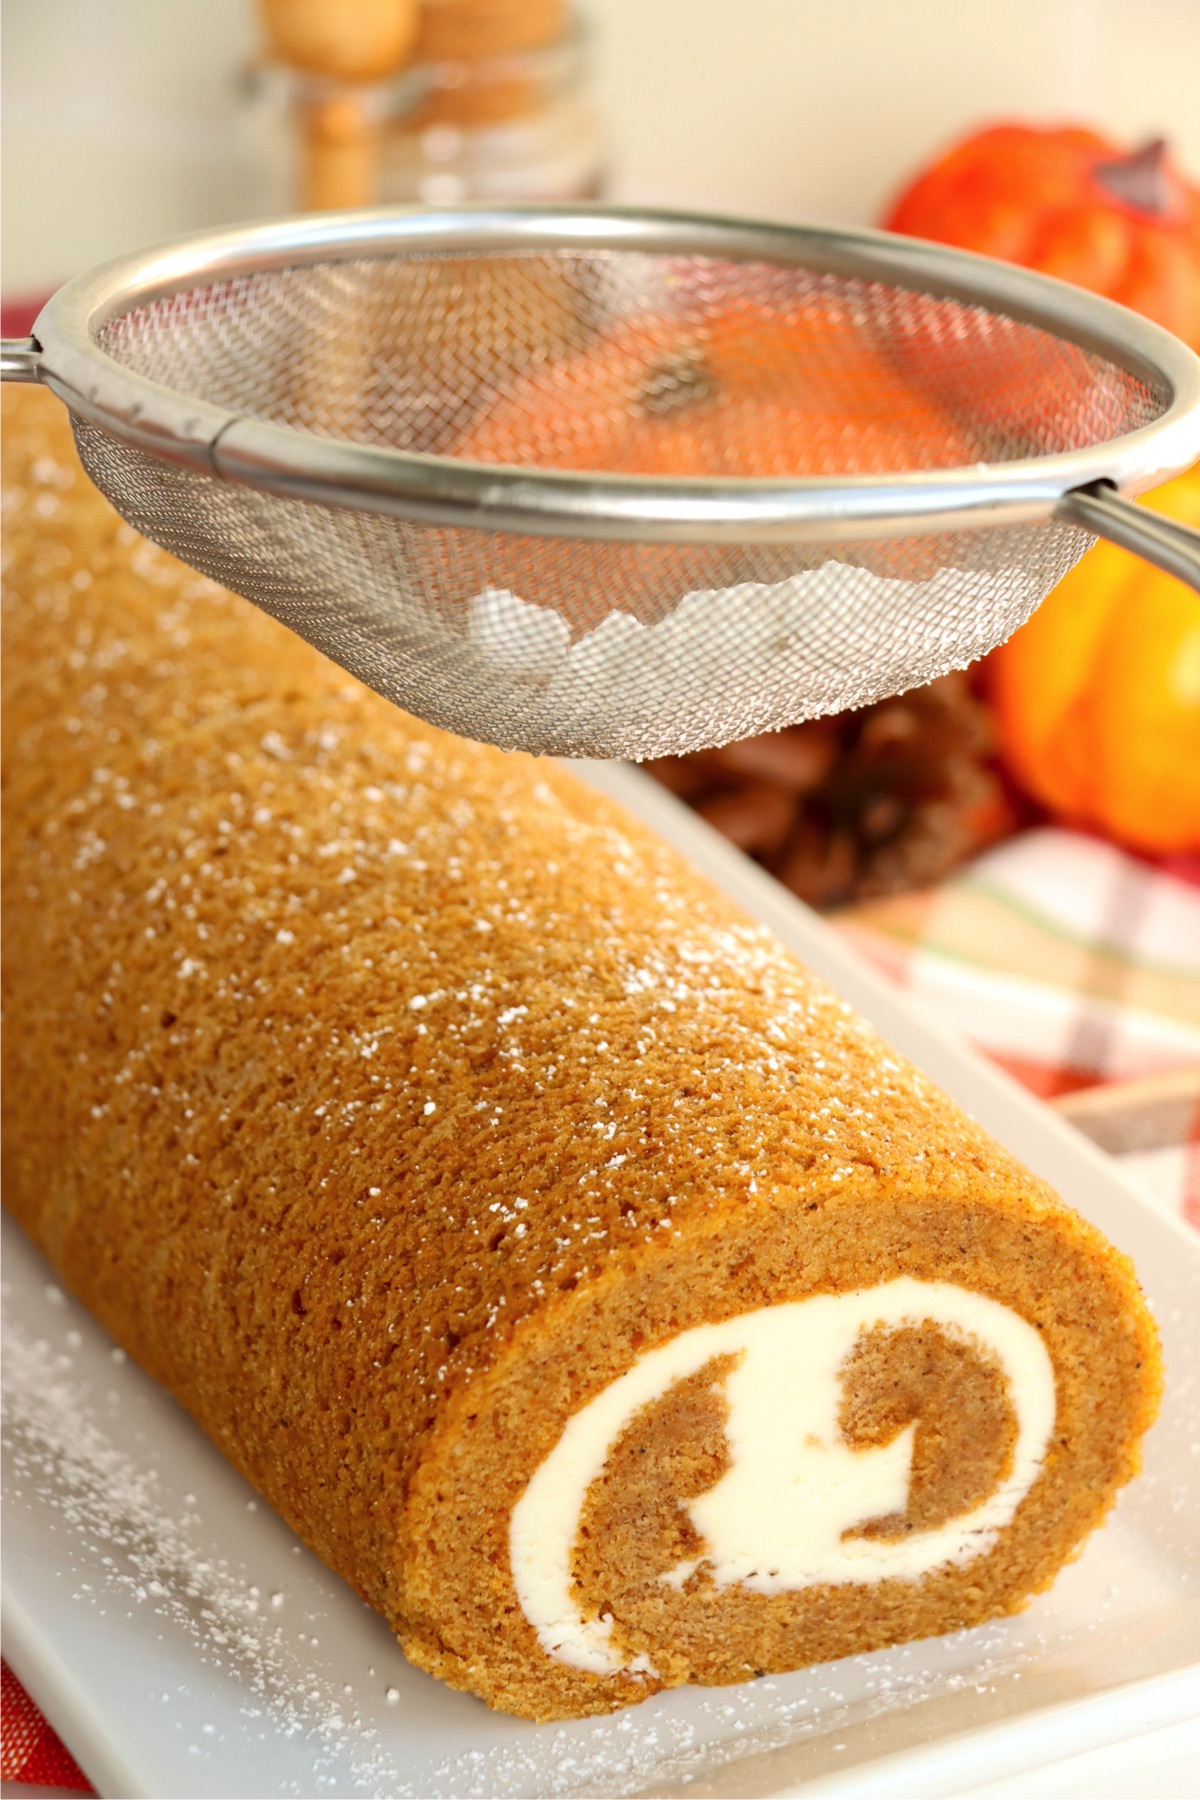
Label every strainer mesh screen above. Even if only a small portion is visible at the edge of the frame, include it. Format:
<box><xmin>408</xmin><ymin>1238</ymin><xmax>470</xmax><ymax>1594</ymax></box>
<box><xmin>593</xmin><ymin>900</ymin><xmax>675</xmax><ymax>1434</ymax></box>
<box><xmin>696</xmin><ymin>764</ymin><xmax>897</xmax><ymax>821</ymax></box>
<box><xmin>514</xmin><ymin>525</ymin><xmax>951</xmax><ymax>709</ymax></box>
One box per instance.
<box><xmin>74</xmin><ymin>250</ymin><xmax>1166</xmax><ymax>757</ymax></box>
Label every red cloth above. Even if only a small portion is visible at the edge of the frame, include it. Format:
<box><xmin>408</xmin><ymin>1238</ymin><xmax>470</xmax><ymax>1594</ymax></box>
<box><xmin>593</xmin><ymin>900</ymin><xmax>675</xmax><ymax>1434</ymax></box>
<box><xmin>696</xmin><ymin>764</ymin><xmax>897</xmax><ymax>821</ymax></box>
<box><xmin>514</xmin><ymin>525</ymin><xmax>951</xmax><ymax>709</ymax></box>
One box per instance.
<box><xmin>1</xmin><ymin>1661</ymin><xmax>94</xmax><ymax>1793</ymax></box>
<box><xmin>1</xmin><ymin>296</ymin><xmax>49</xmax><ymax>339</ymax></box>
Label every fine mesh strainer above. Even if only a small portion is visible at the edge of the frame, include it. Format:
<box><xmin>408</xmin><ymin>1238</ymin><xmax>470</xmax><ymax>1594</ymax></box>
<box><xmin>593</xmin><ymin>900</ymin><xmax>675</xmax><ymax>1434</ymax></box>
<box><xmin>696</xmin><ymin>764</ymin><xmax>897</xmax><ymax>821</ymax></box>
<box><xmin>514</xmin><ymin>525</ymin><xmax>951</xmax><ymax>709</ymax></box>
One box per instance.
<box><xmin>4</xmin><ymin>205</ymin><xmax>1200</xmax><ymax>760</ymax></box>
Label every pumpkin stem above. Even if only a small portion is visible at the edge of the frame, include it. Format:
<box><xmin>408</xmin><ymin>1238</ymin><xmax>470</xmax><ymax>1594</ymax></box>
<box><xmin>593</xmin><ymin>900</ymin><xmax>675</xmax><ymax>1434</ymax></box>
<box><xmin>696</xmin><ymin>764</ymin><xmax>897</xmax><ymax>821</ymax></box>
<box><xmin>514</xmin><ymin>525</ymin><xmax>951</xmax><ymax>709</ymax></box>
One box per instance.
<box><xmin>637</xmin><ymin>351</ymin><xmax>718</xmax><ymax>418</ymax></box>
<box><xmin>1092</xmin><ymin>137</ymin><xmax>1181</xmax><ymax>219</ymax></box>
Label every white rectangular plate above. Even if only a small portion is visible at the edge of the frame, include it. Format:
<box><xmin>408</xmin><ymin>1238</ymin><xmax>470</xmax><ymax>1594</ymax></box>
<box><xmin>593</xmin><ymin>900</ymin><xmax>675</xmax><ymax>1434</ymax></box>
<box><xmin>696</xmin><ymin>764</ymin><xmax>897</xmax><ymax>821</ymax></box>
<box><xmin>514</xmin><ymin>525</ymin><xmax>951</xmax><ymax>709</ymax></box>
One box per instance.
<box><xmin>3</xmin><ymin>763</ymin><xmax>1199</xmax><ymax>1799</ymax></box>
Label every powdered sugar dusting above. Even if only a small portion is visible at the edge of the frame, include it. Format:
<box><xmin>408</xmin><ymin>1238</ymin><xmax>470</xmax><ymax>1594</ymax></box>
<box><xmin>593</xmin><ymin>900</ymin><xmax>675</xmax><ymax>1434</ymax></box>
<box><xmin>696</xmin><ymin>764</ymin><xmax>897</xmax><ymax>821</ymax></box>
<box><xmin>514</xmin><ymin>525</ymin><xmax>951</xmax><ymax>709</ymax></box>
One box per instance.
<box><xmin>464</xmin><ymin>564</ymin><xmax>1042</xmax><ymax>757</ymax></box>
<box><xmin>1</xmin><ymin>1284</ymin><xmax>404</xmax><ymax>1795</ymax></box>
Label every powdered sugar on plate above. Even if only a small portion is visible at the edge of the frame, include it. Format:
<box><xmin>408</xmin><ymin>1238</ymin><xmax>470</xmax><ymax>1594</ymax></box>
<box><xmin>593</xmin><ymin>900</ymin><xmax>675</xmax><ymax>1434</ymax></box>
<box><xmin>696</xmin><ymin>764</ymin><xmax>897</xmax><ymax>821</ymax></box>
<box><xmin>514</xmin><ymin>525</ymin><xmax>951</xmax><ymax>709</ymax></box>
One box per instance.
<box><xmin>1</xmin><ymin>1258</ymin><xmax>404</xmax><ymax>1796</ymax></box>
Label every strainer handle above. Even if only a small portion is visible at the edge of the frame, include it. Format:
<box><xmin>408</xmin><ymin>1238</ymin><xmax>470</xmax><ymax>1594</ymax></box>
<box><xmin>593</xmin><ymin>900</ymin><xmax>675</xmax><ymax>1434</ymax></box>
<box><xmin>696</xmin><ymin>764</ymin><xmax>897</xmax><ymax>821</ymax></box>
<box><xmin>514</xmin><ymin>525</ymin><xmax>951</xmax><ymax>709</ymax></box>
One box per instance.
<box><xmin>1058</xmin><ymin>483</ymin><xmax>1200</xmax><ymax>592</ymax></box>
<box><xmin>1</xmin><ymin>338</ymin><xmax>42</xmax><ymax>384</ymax></box>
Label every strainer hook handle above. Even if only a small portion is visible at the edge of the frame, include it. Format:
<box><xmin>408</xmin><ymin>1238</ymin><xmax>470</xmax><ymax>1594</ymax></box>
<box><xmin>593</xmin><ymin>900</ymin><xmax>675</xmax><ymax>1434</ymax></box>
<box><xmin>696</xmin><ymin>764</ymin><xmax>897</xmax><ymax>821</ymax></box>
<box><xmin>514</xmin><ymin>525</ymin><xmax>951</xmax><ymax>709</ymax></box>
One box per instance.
<box><xmin>1057</xmin><ymin>482</ymin><xmax>1200</xmax><ymax>592</ymax></box>
<box><xmin>1</xmin><ymin>338</ymin><xmax>42</xmax><ymax>384</ymax></box>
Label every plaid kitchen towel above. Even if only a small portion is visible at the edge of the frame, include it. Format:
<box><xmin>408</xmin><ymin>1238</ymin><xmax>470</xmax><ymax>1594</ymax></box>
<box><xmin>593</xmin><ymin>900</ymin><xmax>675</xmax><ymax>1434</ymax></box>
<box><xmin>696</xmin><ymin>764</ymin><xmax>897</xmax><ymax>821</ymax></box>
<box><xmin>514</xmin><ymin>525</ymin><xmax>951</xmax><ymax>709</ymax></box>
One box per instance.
<box><xmin>0</xmin><ymin>1664</ymin><xmax>93</xmax><ymax>1796</ymax></box>
<box><xmin>833</xmin><ymin>826</ymin><xmax>1200</xmax><ymax>1225</ymax></box>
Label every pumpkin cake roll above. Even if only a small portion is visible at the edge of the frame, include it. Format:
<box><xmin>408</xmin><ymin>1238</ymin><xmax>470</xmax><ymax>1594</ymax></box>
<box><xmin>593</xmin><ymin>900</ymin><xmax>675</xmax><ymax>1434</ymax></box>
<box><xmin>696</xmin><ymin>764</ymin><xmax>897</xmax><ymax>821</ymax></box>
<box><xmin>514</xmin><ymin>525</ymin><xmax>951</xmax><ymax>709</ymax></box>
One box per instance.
<box><xmin>2</xmin><ymin>387</ymin><xmax>1162</xmax><ymax>1722</ymax></box>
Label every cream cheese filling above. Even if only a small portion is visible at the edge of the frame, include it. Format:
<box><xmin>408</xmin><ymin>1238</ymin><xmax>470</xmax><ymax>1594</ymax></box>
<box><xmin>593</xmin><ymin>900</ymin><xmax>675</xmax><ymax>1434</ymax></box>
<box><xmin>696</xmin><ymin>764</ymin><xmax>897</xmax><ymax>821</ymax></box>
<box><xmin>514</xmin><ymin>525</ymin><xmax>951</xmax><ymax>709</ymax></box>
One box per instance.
<box><xmin>509</xmin><ymin>1278</ymin><xmax>1055</xmax><ymax>1675</ymax></box>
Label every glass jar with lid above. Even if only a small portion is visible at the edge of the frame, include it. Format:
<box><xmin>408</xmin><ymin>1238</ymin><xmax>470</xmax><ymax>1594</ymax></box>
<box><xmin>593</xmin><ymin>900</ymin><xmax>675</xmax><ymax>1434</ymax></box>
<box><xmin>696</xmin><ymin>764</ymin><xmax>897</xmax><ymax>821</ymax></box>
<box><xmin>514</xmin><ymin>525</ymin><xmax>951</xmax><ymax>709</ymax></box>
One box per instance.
<box><xmin>245</xmin><ymin>3</ymin><xmax>604</xmax><ymax>211</ymax></box>
<box><xmin>380</xmin><ymin>9</ymin><xmax>603</xmax><ymax>204</ymax></box>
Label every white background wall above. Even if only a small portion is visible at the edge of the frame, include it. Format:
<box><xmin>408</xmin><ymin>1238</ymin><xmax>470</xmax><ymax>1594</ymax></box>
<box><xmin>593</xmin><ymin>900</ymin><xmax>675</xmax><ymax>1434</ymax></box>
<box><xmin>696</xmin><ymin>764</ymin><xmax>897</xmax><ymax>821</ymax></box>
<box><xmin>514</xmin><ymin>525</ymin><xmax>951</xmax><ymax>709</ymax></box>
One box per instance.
<box><xmin>4</xmin><ymin>0</ymin><xmax>1200</xmax><ymax>293</ymax></box>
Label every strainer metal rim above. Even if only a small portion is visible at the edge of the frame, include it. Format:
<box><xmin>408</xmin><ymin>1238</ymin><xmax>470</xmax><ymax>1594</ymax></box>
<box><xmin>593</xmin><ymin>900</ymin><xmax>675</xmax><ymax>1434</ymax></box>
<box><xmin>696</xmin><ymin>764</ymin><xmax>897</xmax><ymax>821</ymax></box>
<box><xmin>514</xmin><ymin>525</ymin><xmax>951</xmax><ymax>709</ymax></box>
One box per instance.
<box><xmin>30</xmin><ymin>203</ymin><xmax>1200</xmax><ymax>546</ymax></box>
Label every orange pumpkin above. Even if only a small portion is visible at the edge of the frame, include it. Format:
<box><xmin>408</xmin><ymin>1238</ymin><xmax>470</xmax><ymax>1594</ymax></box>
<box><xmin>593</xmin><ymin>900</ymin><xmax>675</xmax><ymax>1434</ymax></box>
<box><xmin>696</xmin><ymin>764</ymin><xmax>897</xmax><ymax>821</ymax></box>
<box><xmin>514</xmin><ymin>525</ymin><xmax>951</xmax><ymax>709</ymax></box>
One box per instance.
<box><xmin>987</xmin><ymin>466</ymin><xmax>1200</xmax><ymax>853</ymax></box>
<box><xmin>449</xmin><ymin>298</ymin><xmax>978</xmax><ymax>630</ymax></box>
<box><xmin>883</xmin><ymin>124</ymin><xmax>1200</xmax><ymax>351</ymax></box>
<box><xmin>458</xmin><ymin>299</ymin><xmax>968</xmax><ymax>478</ymax></box>
<box><xmin>452</xmin><ymin>300</ymin><xmax>975</xmax><ymax>626</ymax></box>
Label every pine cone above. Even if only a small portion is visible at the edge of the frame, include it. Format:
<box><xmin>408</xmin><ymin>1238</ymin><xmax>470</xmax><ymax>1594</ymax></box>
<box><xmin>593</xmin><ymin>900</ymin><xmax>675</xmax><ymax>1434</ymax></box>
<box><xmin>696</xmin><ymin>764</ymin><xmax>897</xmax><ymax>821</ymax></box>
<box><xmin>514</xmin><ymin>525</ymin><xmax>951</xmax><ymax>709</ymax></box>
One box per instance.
<box><xmin>644</xmin><ymin>674</ymin><xmax>1017</xmax><ymax>909</ymax></box>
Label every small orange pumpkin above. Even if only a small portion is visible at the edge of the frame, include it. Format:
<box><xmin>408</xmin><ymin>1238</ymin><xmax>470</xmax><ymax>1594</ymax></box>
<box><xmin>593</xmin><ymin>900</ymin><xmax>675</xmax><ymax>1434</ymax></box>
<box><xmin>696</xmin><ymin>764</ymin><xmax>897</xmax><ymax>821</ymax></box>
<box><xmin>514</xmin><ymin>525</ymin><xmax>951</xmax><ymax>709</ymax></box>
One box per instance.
<box><xmin>987</xmin><ymin>465</ymin><xmax>1200</xmax><ymax>853</ymax></box>
<box><xmin>883</xmin><ymin>124</ymin><xmax>1200</xmax><ymax>350</ymax></box>
<box><xmin>458</xmin><ymin>299</ymin><xmax>967</xmax><ymax>478</ymax></box>
<box><xmin>453</xmin><ymin>300</ymin><xmax>974</xmax><ymax>624</ymax></box>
